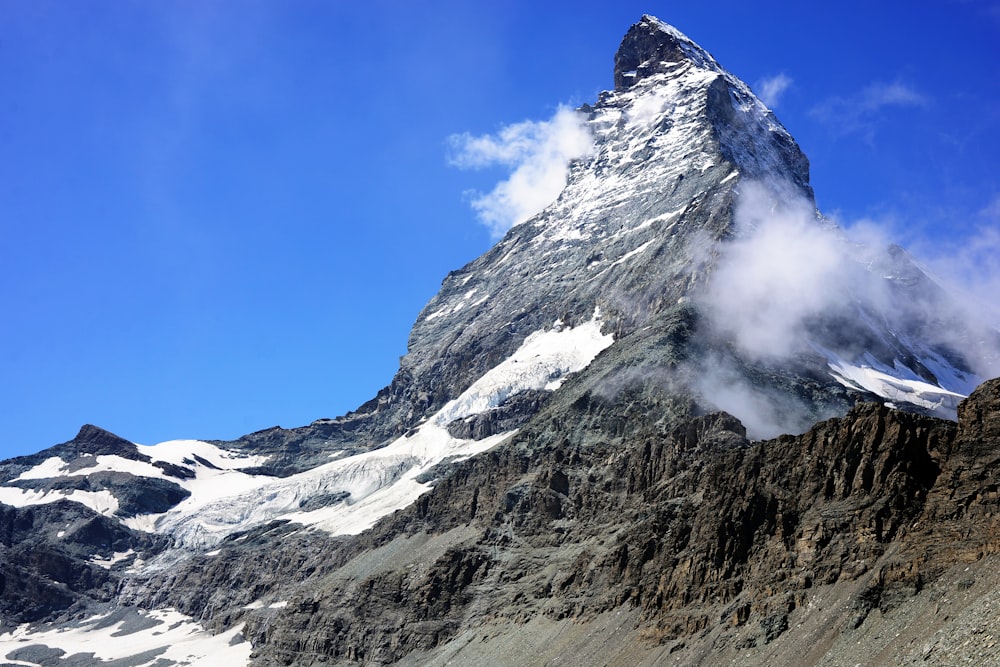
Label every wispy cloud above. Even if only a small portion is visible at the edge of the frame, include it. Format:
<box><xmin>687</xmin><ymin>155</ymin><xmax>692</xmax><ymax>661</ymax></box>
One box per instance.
<box><xmin>755</xmin><ymin>73</ymin><xmax>792</xmax><ymax>108</ymax></box>
<box><xmin>448</xmin><ymin>106</ymin><xmax>593</xmax><ymax>238</ymax></box>
<box><xmin>693</xmin><ymin>180</ymin><xmax>1000</xmax><ymax>436</ymax></box>
<box><xmin>910</xmin><ymin>195</ymin><xmax>1000</xmax><ymax>323</ymax></box>
<box><xmin>700</xmin><ymin>181</ymin><xmax>857</xmax><ymax>360</ymax></box>
<box><xmin>810</xmin><ymin>81</ymin><xmax>927</xmax><ymax>137</ymax></box>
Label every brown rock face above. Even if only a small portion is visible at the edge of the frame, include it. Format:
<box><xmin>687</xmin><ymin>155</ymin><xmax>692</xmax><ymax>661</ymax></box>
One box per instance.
<box><xmin>225</xmin><ymin>379</ymin><xmax>1000</xmax><ymax>665</ymax></box>
<box><xmin>613</xmin><ymin>15</ymin><xmax>696</xmax><ymax>90</ymax></box>
<box><xmin>896</xmin><ymin>379</ymin><xmax>1000</xmax><ymax>581</ymax></box>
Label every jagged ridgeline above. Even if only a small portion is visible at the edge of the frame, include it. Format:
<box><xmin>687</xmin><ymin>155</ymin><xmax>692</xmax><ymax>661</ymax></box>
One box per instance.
<box><xmin>2</xmin><ymin>15</ymin><xmax>999</xmax><ymax>667</ymax></box>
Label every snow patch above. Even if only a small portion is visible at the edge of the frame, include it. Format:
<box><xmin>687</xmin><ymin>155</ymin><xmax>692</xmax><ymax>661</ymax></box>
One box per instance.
<box><xmin>0</xmin><ymin>487</ymin><xmax>120</xmax><ymax>516</ymax></box>
<box><xmin>6</xmin><ymin>441</ymin><xmax>274</xmax><ymax>525</ymax></box>
<box><xmin>432</xmin><ymin>310</ymin><xmax>613</xmax><ymax>426</ymax></box>
<box><xmin>89</xmin><ymin>549</ymin><xmax>135</xmax><ymax>569</ymax></box>
<box><xmin>135</xmin><ymin>439</ymin><xmax>269</xmax><ymax>470</ymax></box>
<box><xmin>425</xmin><ymin>306</ymin><xmax>450</xmax><ymax>321</ymax></box>
<box><xmin>0</xmin><ymin>607</ymin><xmax>250</xmax><ymax>666</ymax></box>
<box><xmin>823</xmin><ymin>349</ymin><xmax>967</xmax><ymax>417</ymax></box>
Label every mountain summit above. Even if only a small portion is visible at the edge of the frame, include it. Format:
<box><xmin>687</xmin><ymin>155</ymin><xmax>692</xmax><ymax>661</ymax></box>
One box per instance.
<box><xmin>2</xmin><ymin>15</ymin><xmax>999</xmax><ymax>666</ymax></box>
<box><xmin>615</xmin><ymin>15</ymin><xmax>712</xmax><ymax>89</ymax></box>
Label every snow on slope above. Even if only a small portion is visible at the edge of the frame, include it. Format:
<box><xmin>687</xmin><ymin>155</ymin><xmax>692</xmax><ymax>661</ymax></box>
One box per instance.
<box><xmin>0</xmin><ymin>314</ymin><xmax>610</xmax><ymax>553</ymax></box>
<box><xmin>822</xmin><ymin>348</ymin><xmax>969</xmax><ymax>418</ymax></box>
<box><xmin>0</xmin><ymin>441</ymin><xmax>276</xmax><ymax>528</ymax></box>
<box><xmin>145</xmin><ymin>311</ymin><xmax>613</xmax><ymax>549</ymax></box>
<box><xmin>135</xmin><ymin>439</ymin><xmax>269</xmax><ymax>469</ymax></box>
<box><xmin>274</xmin><ymin>426</ymin><xmax>513</xmax><ymax>536</ymax></box>
<box><xmin>434</xmin><ymin>312</ymin><xmax>612</xmax><ymax>422</ymax></box>
<box><xmin>544</xmin><ymin>61</ymin><xmax>724</xmax><ymax>236</ymax></box>
<box><xmin>0</xmin><ymin>608</ymin><xmax>249</xmax><ymax>666</ymax></box>
<box><xmin>12</xmin><ymin>440</ymin><xmax>268</xmax><ymax>483</ymax></box>
<box><xmin>0</xmin><ymin>486</ymin><xmax>120</xmax><ymax>515</ymax></box>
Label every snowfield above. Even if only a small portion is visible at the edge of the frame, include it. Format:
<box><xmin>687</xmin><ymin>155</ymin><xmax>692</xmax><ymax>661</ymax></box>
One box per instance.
<box><xmin>822</xmin><ymin>348</ymin><xmax>973</xmax><ymax>418</ymax></box>
<box><xmin>0</xmin><ymin>313</ymin><xmax>614</xmax><ymax>553</ymax></box>
<box><xmin>0</xmin><ymin>608</ymin><xmax>250</xmax><ymax>666</ymax></box>
<box><xmin>144</xmin><ymin>311</ymin><xmax>614</xmax><ymax>549</ymax></box>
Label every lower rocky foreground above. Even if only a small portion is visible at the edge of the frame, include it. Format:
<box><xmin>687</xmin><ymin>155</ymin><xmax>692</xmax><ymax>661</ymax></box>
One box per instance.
<box><xmin>91</xmin><ymin>377</ymin><xmax>997</xmax><ymax>666</ymax></box>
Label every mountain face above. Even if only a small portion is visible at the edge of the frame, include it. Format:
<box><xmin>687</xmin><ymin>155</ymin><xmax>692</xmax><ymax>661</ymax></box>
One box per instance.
<box><xmin>2</xmin><ymin>15</ymin><xmax>1000</xmax><ymax>666</ymax></box>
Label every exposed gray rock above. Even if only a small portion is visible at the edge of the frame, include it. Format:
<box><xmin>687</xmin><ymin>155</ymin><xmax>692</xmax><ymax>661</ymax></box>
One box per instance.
<box><xmin>0</xmin><ymin>425</ymin><xmax>149</xmax><ymax>484</ymax></box>
<box><xmin>0</xmin><ymin>501</ymin><xmax>169</xmax><ymax>626</ymax></box>
<box><xmin>238</xmin><ymin>378</ymin><xmax>999</xmax><ymax>666</ymax></box>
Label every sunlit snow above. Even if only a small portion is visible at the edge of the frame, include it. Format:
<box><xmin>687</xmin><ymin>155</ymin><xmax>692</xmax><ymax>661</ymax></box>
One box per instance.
<box><xmin>433</xmin><ymin>310</ymin><xmax>612</xmax><ymax>424</ymax></box>
<box><xmin>4</xmin><ymin>442</ymin><xmax>277</xmax><ymax>528</ymax></box>
<box><xmin>824</xmin><ymin>349</ymin><xmax>969</xmax><ymax>417</ymax></box>
<box><xmin>0</xmin><ymin>487</ymin><xmax>120</xmax><ymax>516</ymax></box>
<box><xmin>97</xmin><ymin>313</ymin><xmax>614</xmax><ymax>550</ymax></box>
<box><xmin>0</xmin><ymin>608</ymin><xmax>250</xmax><ymax>667</ymax></box>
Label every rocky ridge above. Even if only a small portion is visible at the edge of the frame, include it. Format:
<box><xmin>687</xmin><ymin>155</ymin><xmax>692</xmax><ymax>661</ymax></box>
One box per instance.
<box><xmin>146</xmin><ymin>377</ymin><xmax>1000</xmax><ymax>665</ymax></box>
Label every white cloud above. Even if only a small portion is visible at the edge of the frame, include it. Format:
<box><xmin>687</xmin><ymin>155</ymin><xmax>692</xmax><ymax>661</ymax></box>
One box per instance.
<box><xmin>700</xmin><ymin>179</ymin><xmax>1000</xmax><ymax>382</ymax></box>
<box><xmin>686</xmin><ymin>180</ymin><xmax>1000</xmax><ymax>436</ymax></box>
<box><xmin>810</xmin><ymin>81</ymin><xmax>927</xmax><ymax>136</ymax></box>
<box><xmin>448</xmin><ymin>106</ymin><xmax>594</xmax><ymax>238</ymax></box>
<box><xmin>910</xmin><ymin>195</ymin><xmax>1000</xmax><ymax>324</ymax></box>
<box><xmin>861</xmin><ymin>81</ymin><xmax>926</xmax><ymax>108</ymax></box>
<box><xmin>755</xmin><ymin>73</ymin><xmax>792</xmax><ymax>108</ymax></box>
<box><xmin>700</xmin><ymin>181</ymin><xmax>859</xmax><ymax>359</ymax></box>
<box><xmin>691</xmin><ymin>354</ymin><xmax>819</xmax><ymax>439</ymax></box>
<box><xmin>597</xmin><ymin>180</ymin><xmax>1000</xmax><ymax>438</ymax></box>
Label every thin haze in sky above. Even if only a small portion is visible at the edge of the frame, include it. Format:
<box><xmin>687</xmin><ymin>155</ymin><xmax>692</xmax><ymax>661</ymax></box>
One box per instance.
<box><xmin>1</xmin><ymin>1</ymin><xmax>998</xmax><ymax>459</ymax></box>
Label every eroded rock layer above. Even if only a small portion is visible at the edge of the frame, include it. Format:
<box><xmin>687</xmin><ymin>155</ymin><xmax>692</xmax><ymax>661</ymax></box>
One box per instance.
<box><xmin>223</xmin><ymin>378</ymin><xmax>1000</xmax><ymax>665</ymax></box>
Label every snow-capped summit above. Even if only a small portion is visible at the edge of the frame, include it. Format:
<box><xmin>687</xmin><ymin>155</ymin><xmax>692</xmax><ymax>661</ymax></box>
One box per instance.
<box><xmin>400</xmin><ymin>15</ymin><xmax>815</xmax><ymax>431</ymax></box>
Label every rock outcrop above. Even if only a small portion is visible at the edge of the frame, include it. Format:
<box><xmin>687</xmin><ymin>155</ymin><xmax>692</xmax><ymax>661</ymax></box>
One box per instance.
<box><xmin>190</xmin><ymin>378</ymin><xmax>1000</xmax><ymax>665</ymax></box>
<box><xmin>0</xmin><ymin>501</ymin><xmax>169</xmax><ymax>624</ymax></box>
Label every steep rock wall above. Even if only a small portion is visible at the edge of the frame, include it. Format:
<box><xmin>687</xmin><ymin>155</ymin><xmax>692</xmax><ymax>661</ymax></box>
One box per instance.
<box><xmin>236</xmin><ymin>379</ymin><xmax>999</xmax><ymax>665</ymax></box>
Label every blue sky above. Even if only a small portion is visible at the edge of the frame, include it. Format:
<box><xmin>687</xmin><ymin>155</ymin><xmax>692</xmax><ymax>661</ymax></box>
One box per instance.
<box><xmin>2</xmin><ymin>1</ymin><xmax>998</xmax><ymax>459</ymax></box>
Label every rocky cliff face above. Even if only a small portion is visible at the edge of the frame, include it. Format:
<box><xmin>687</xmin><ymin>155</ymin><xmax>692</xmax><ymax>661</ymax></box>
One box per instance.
<box><xmin>2</xmin><ymin>14</ymin><xmax>1000</xmax><ymax>667</ymax></box>
<box><xmin>235</xmin><ymin>378</ymin><xmax>1000</xmax><ymax>666</ymax></box>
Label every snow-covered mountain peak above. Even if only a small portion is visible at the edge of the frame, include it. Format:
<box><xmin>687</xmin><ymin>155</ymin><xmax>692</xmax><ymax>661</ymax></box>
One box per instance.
<box><xmin>607</xmin><ymin>15</ymin><xmax>810</xmax><ymax>194</ymax></box>
<box><xmin>391</xmin><ymin>18</ymin><xmax>823</xmax><ymax>442</ymax></box>
<box><xmin>614</xmin><ymin>15</ymin><xmax>723</xmax><ymax>90</ymax></box>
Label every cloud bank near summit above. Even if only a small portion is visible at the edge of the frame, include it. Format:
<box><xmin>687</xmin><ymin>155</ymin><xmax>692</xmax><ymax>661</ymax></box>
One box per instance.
<box><xmin>755</xmin><ymin>73</ymin><xmax>792</xmax><ymax>109</ymax></box>
<box><xmin>702</xmin><ymin>181</ymin><xmax>999</xmax><ymax>368</ymax></box>
<box><xmin>691</xmin><ymin>179</ymin><xmax>1000</xmax><ymax>437</ymax></box>
<box><xmin>448</xmin><ymin>106</ymin><xmax>593</xmax><ymax>238</ymax></box>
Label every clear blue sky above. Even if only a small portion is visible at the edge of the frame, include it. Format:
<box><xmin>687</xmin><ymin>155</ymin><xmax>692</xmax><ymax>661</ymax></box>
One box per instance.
<box><xmin>2</xmin><ymin>1</ymin><xmax>997</xmax><ymax>459</ymax></box>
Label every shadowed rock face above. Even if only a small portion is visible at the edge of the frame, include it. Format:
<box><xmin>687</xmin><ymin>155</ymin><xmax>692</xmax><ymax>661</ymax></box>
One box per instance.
<box><xmin>225</xmin><ymin>380</ymin><xmax>1000</xmax><ymax>664</ymax></box>
<box><xmin>614</xmin><ymin>15</ymin><xmax>699</xmax><ymax>89</ymax></box>
<box><xmin>0</xmin><ymin>501</ymin><xmax>170</xmax><ymax>624</ymax></box>
<box><xmin>225</xmin><ymin>378</ymin><xmax>999</xmax><ymax>666</ymax></box>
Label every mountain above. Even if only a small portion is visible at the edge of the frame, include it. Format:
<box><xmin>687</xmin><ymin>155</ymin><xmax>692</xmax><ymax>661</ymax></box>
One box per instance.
<box><xmin>2</xmin><ymin>15</ymin><xmax>999</xmax><ymax>666</ymax></box>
